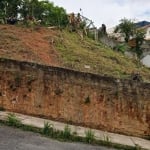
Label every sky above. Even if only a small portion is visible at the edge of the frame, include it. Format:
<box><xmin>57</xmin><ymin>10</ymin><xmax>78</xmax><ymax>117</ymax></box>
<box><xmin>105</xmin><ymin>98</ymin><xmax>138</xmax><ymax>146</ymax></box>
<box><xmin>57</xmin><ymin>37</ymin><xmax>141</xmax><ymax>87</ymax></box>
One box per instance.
<box><xmin>51</xmin><ymin>0</ymin><xmax>150</xmax><ymax>28</ymax></box>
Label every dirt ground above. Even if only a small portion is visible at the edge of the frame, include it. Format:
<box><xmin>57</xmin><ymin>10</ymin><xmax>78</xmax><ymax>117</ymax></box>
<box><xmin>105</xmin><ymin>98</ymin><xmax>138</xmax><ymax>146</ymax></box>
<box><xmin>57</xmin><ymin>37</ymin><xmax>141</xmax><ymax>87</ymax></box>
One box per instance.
<box><xmin>0</xmin><ymin>25</ymin><xmax>60</xmax><ymax>66</ymax></box>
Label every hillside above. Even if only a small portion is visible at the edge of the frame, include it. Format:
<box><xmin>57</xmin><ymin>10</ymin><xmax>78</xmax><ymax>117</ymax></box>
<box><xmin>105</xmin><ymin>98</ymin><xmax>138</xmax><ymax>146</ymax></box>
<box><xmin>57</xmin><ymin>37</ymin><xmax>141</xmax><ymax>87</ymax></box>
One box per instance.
<box><xmin>0</xmin><ymin>24</ymin><xmax>150</xmax><ymax>81</ymax></box>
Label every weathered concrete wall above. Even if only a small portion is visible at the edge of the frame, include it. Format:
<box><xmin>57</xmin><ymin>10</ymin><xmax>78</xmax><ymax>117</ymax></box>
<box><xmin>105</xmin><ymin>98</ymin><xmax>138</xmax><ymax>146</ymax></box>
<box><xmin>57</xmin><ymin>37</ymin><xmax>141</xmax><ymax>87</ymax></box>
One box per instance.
<box><xmin>0</xmin><ymin>58</ymin><xmax>149</xmax><ymax>137</ymax></box>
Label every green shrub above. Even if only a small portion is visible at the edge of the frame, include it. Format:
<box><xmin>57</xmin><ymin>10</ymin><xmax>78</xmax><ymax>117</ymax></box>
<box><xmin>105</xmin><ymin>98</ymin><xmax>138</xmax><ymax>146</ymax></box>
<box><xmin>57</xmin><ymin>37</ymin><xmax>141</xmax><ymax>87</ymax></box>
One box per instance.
<box><xmin>43</xmin><ymin>122</ymin><xmax>54</xmax><ymax>136</ymax></box>
<box><xmin>115</xmin><ymin>43</ymin><xmax>128</xmax><ymax>53</ymax></box>
<box><xmin>87</xmin><ymin>32</ymin><xmax>95</xmax><ymax>40</ymax></box>
<box><xmin>62</xmin><ymin>125</ymin><xmax>71</xmax><ymax>139</ymax></box>
<box><xmin>85</xmin><ymin>129</ymin><xmax>95</xmax><ymax>143</ymax></box>
<box><xmin>7</xmin><ymin>113</ymin><xmax>21</xmax><ymax>127</ymax></box>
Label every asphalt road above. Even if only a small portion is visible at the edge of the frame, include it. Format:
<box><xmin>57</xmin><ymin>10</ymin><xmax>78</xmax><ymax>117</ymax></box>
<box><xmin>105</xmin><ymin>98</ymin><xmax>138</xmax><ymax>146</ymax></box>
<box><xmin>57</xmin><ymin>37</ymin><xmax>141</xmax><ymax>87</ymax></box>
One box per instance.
<box><xmin>0</xmin><ymin>125</ymin><xmax>117</xmax><ymax>150</ymax></box>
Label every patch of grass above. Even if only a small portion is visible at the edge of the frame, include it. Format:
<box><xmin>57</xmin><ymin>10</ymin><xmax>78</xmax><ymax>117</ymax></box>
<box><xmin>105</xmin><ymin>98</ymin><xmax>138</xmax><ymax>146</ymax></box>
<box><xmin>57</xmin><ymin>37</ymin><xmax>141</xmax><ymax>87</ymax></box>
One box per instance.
<box><xmin>43</xmin><ymin>122</ymin><xmax>54</xmax><ymax>136</ymax></box>
<box><xmin>0</xmin><ymin>25</ymin><xmax>149</xmax><ymax>81</ymax></box>
<box><xmin>85</xmin><ymin>129</ymin><xmax>95</xmax><ymax>143</ymax></box>
<box><xmin>55</xmin><ymin>30</ymin><xmax>150</xmax><ymax>81</ymax></box>
<box><xmin>6</xmin><ymin>113</ymin><xmax>21</xmax><ymax>127</ymax></box>
<box><xmin>21</xmin><ymin>124</ymin><xmax>41</xmax><ymax>133</ymax></box>
<box><xmin>42</xmin><ymin>123</ymin><xmax>71</xmax><ymax>140</ymax></box>
<box><xmin>62</xmin><ymin>125</ymin><xmax>71</xmax><ymax>139</ymax></box>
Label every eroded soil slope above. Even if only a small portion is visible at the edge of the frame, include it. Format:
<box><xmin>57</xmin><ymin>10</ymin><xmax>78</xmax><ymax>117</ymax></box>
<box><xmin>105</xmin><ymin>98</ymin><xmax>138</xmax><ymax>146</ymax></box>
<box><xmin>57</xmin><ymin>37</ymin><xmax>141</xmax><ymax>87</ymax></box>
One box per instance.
<box><xmin>0</xmin><ymin>25</ymin><xmax>60</xmax><ymax>66</ymax></box>
<box><xmin>0</xmin><ymin>25</ymin><xmax>150</xmax><ymax>81</ymax></box>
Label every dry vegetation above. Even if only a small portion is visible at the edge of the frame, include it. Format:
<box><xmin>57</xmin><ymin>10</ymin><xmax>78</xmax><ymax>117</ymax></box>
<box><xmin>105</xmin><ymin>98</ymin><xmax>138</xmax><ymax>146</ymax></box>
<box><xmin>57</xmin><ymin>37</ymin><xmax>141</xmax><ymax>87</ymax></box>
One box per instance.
<box><xmin>55</xmin><ymin>30</ymin><xmax>150</xmax><ymax>81</ymax></box>
<box><xmin>0</xmin><ymin>25</ymin><xmax>60</xmax><ymax>66</ymax></box>
<box><xmin>0</xmin><ymin>25</ymin><xmax>150</xmax><ymax>81</ymax></box>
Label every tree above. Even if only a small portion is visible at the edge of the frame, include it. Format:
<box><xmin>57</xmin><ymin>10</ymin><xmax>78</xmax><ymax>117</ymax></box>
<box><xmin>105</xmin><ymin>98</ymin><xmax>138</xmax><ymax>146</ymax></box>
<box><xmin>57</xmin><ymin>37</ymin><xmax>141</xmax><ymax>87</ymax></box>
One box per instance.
<box><xmin>19</xmin><ymin>0</ymin><xmax>68</xmax><ymax>26</ymax></box>
<box><xmin>0</xmin><ymin>0</ymin><xmax>68</xmax><ymax>27</ymax></box>
<box><xmin>133</xmin><ymin>29</ymin><xmax>145</xmax><ymax>58</ymax></box>
<box><xmin>8</xmin><ymin>0</ymin><xmax>21</xmax><ymax>17</ymax></box>
<box><xmin>114</xmin><ymin>18</ymin><xmax>135</xmax><ymax>42</ymax></box>
<box><xmin>0</xmin><ymin>0</ymin><xmax>6</xmax><ymax>20</ymax></box>
<box><xmin>0</xmin><ymin>0</ymin><xmax>21</xmax><ymax>18</ymax></box>
<box><xmin>19</xmin><ymin>0</ymin><xmax>41</xmax><ymax>19</ymax></box>
<box><xmin>115</xmin><ymin>18</ymin><xmax>145</xmax><ymax>58</ymax></box>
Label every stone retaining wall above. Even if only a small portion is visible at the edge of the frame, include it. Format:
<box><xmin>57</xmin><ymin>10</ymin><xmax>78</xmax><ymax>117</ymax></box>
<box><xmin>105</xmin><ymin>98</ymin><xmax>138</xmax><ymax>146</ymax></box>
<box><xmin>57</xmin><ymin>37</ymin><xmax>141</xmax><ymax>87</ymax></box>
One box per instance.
<box><xmin>0</xmin><ymin>58</ymin><xmax>149</xmax><ymax>137</ymax></box>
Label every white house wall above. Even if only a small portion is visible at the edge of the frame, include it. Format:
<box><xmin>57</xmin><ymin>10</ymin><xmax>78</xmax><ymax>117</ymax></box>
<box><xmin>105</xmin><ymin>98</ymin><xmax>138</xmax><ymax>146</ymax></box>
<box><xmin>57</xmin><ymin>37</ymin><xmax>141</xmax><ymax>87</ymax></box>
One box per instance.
<box><xmin>145</xmin><ymin>27</ymin><xmax>150</xmax><ymax>40</ymax></box>
<box><xmin>141</xmin><ymin>55</ymin><xmax>150</xmax><ymax>67</ymax></box>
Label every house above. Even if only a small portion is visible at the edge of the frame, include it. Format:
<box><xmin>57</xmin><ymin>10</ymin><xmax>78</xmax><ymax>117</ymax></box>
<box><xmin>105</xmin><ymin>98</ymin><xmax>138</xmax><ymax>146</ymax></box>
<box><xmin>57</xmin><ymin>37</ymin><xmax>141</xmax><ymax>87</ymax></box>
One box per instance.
<box><xmin>107</xmin><ymin>21</ymin><xmax>150</xmax><ymax>42</ymax></box>
<box><xmin>135</xmin><ymin>20</ymin><xmax>150</xmax><ymax>28</ymax></box>
<box><xmin>107</xmin><ymin>21</ymin><xmax>150</xmax><ymax>67</ymax></box>
<box><xmin>140</xmin><ymin>24</ymin><xmax>150</xmax><ymax>40</ymax></box>
<box><xmin>141</xmin><ymin>54</ymin><xmax>150</xmax><ymax>67</ymax></box>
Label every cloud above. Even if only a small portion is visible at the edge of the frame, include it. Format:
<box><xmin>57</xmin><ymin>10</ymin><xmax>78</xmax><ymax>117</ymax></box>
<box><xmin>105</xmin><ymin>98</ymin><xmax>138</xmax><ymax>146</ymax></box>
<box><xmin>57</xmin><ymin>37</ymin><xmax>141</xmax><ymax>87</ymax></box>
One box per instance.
<box><xmin>51</xmin><ymin>0</ymin><xmax>150</xmax><ymax>28</ymax></box>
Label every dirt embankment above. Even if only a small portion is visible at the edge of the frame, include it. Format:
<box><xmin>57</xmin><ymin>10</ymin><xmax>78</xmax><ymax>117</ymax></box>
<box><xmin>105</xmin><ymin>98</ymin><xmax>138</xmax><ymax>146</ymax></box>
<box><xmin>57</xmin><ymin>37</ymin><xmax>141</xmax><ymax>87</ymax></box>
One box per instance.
<box><xmin>0</xmin><ymin>25</ymin><xmax>60</xmax><ymax>66</ymax></box>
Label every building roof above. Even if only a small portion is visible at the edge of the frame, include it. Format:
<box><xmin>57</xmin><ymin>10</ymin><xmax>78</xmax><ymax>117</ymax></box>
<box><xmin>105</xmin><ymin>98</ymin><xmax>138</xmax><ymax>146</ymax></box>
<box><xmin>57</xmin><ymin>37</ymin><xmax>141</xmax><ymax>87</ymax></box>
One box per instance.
<box><xmin>135</xmin><ymin>21</ymin><xmax>150</xmax><ymax>28</ymax></box>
